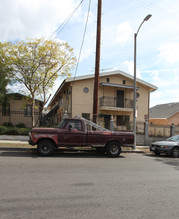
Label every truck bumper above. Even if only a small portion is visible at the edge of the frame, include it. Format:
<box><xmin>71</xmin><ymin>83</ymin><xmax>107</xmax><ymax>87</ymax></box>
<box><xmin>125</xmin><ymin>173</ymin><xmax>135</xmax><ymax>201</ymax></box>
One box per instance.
<box><xmin>28</xmin><ymin>139</ymin><xmax>36</xmax><ymax>146</ymax></box>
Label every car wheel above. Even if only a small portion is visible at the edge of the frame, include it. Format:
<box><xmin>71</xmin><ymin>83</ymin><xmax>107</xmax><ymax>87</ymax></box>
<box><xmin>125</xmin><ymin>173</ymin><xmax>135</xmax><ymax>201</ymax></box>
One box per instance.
<box><xmin>171</xmin><ymin>147</ymin><xmax>179</xmax><ymax>158</ymax></box>
<box><xmin>37</xmin><ymin>140</ymin><xmax>54</xmax><ymax>156</ymax></box>
<box><xmin>106</xmin><ymin>142</ymin><xmax>121</xmax><ymax>157</ymax></box>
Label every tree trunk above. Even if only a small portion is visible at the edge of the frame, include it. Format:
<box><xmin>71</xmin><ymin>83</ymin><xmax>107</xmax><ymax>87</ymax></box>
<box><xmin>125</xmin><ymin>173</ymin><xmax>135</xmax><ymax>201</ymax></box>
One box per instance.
<box><xmin>32</xmin><ymin>97</ymin><xmax>36</xmax><ymax>127</ymax></box>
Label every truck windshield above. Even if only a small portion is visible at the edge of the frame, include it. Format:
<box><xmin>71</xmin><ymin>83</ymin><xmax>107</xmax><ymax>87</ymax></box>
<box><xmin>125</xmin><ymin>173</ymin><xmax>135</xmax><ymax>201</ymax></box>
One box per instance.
<box><xmin>58</xmin><ymin>119</ymin><xmax>66</xmax><ymax>129</ymax></box>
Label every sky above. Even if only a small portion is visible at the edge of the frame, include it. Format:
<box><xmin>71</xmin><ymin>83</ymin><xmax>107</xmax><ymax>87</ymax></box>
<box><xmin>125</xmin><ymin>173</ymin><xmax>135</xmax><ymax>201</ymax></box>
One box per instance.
<box><xmin>1</xmin><ymin>0</ymin><xmax>179</xmax><ymax>107</ymax></box>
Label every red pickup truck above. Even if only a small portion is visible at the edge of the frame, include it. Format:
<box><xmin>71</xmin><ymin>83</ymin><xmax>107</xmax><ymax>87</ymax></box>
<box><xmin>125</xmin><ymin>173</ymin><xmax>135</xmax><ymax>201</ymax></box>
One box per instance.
<box><xmin>29</xmin><ymin>117</ymin><xmax>134</xmax><ymax>157</ymax></box>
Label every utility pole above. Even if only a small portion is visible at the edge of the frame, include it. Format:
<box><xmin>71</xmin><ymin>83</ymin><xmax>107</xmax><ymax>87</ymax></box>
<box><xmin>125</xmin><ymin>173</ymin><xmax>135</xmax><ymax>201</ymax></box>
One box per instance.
<box><xmin>93</xmin><ymin>0</ymin><xmax>102</xmax><ymax>123</ymax></box>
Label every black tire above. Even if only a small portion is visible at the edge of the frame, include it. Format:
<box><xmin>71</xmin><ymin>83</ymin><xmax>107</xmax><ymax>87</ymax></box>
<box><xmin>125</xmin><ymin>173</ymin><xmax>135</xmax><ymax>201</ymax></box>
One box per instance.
<box><xmin>171</xmin><ymin>147</ymin><xmax>179</xmax><ymax>158</ymax></box>
<box><xmin>37</xmin><ymin>139</ymin><xmax>54</xmax><ymax>156</ymax></box>
<box><xmin>106</xmin><ymin>142</ymin><xmax>121</xmax><ymax>157</ymax></box>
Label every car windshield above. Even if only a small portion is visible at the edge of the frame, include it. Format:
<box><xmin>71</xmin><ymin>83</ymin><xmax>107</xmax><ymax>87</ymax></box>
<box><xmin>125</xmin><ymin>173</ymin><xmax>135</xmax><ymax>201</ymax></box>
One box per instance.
<box><xmin>167</xmin><ymin>136</ymin><xmax>179</xmax><ymax>142</ymax></box>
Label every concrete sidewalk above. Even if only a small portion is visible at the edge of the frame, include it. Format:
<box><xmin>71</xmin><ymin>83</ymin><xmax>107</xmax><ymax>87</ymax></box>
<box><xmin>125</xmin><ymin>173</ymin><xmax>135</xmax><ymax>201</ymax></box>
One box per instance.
<box><xmin>0</xmin><ymin>135</ymin><xmax>28</xmax><ymax>141</ymax></box>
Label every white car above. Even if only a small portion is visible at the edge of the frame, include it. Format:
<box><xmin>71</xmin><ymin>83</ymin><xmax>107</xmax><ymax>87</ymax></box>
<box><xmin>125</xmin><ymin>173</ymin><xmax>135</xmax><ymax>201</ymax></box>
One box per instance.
<box><xmin>150</xmin><ymin>135</ymin><xmax>179</xmax><ymax>158</ymax></box>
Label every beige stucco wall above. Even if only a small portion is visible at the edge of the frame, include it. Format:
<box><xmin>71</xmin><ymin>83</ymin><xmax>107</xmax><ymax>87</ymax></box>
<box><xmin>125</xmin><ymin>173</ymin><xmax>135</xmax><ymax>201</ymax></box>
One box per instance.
<box><xmin>70</xmin><ymin>74</ymin><xmax>150</xmax><ymax>124</ymax></box>
<box><xmin>0</xmin><ymin>97</ymin><xmax>40</xmax><ymax>128</ymax></box>
<box><xmin>71</xmin><ymin>78</ymin><xmax>94</xmax><ymax>119</ymax></box>
<box><xmin>136</xmin><ymin>82</ymin><xmax>150</xmax><ymax>122</ymax></box>
<box><xmin>99</xmin><ymin>75</ymin><xmax>133</xmax><ymax>99</ymax></box>
<box><xmin>71</xmin><ymin>75</ymin><xmax>134</xmax><ymax>119</ymax></box>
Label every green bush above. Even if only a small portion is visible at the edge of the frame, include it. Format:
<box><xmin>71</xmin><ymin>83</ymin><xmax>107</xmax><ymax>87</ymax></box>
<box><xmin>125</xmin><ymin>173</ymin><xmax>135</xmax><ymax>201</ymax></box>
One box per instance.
<box><xmin>0</xmin><ymin>126</ymin><xmax>30</xmax><ymax>135</ymax></box>
<box><xmin>4</xmin><ymin>127</ymin><xmax>18</xmax><ymax>135</ymax></box>
<box><xmin>15</xmin><ymin>123</ymin><xmax>26</xmax><ymax>128</ymax></box>
<box><xmin>17</xmin><ymin>128</ymin><xmax>30</xmax><ymax>135</ymax></box>
<box><xmin>3</xmin><ymin>122</ymin><xmax>14</xmax><ymax>127</ymax></box>
<box><xmin>0</xmin><ymin>126</ymin><xmax>8</xmax><ymax>134</ymax></box>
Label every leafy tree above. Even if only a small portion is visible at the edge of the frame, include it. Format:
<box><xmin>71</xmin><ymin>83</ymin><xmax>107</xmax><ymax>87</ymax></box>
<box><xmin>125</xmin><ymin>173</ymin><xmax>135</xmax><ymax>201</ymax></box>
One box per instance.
<box><xmin>0</xmin><ymin>64</ymin><xmax>8</xmax><ymax>104</ymax></box>
<box><xmin>5</xmin><ymin>38</ymin><xmax>76</xmax><ymax>127</ymax></box>
<box><xmin>0</xmin><ymin>43</ymin><xmax>12</xmax><ymax>104</ymax></box>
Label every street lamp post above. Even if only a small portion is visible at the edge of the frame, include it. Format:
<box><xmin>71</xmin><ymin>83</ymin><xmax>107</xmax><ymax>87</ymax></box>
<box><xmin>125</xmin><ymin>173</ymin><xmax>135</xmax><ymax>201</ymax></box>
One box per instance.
<box><xmin>133</xmin><ymin>14</ymin><xmax>152</xmax><ymax>149</ymax></box>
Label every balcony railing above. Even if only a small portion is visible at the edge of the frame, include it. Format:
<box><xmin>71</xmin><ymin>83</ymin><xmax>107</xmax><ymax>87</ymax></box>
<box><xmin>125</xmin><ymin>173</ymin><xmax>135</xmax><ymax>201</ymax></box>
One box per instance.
<box><xmin>99</xmin><ymin>96</ymin><xmax>133</xmax><ymax>109</ymax></box>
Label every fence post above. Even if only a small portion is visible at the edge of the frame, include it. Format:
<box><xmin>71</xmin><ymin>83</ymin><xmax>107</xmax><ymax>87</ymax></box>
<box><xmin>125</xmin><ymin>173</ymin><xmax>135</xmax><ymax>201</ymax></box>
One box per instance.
<box><xmin>110</xmin><ymin>116</ymin><xmax>114</xmax><ymax>131</ymax></box>
<box><xmin>170</xmin><ymin>123</ymin><xmax>175</xmax><ymax>136</ymax></box>
<box><xmin>144</xmin><ymin>121</ymin><xmax>149</xmax><ymax>146</ymax></box>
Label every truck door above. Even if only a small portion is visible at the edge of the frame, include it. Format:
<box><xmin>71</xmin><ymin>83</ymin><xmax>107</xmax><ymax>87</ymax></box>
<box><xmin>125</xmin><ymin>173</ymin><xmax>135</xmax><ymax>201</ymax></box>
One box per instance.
<box><xmin>58</xmin><ymin>119</ymin><xmax>86</xmax><ymax>146</ymax></box>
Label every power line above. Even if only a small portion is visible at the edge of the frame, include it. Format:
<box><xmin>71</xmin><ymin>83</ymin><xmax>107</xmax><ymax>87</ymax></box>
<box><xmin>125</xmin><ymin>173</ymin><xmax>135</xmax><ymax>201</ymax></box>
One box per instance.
<box><xmin>134</xmin><ymin>0</ymin><xmax>179</xmax><ymax>24</ymax></box>
<box><xmin>48</xmin><ymin>0</ymin><xmax>85</xmax><ymax>39</ymax></box>
<box><xmin>71</xmin><ymin>0</ymin><xmax>92</xmax><ymax>87</ymax></box>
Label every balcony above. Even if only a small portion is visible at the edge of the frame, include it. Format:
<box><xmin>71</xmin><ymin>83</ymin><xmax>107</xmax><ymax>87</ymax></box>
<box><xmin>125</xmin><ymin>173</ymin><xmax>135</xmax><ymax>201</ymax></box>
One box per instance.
<box><xmin>99</xmin><ymin>96</ymin><xmax>133</xmax><ymax>112</ymax></box>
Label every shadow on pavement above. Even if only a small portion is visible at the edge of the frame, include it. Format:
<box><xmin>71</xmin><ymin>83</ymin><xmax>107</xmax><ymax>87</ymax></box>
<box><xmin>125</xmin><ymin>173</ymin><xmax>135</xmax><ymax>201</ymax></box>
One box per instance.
<box><xmin>0</xmin><ymin>149</ymin><xmax>126</xmax><ymax>159</ymax></box>
<box><xmin>144</xmin><ymin>152</ymin><xmax>179</xmax><ymax>171</ymax></box>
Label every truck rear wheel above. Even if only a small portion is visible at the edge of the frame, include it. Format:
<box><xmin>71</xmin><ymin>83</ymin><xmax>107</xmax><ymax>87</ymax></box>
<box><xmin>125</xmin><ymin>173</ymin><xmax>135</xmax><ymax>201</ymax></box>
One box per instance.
<box><xmin>37</xmin><ymin>140</ymin><xmax>54</xmax><ymax>156</ymax></box>
<box><xmin>106</xmin><ymin>142</ymin><xmax>121</xmax><ymax>157</ymax></box>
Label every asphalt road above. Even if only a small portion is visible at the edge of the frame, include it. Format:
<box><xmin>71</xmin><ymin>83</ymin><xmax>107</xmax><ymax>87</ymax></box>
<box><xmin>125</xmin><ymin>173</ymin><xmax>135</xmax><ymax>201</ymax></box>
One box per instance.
<box><xmin>0</xmin><ymin>149</ymin><xmax>179</xmax><ymax>219</ymax></box>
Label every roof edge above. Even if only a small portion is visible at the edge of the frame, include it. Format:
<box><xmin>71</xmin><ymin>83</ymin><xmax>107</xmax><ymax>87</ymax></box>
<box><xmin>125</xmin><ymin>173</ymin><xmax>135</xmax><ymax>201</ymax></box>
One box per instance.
<box><xmin>67</xmin><ymin>70</ymin><xmax>157</xmax><ymax>90</ymax></box>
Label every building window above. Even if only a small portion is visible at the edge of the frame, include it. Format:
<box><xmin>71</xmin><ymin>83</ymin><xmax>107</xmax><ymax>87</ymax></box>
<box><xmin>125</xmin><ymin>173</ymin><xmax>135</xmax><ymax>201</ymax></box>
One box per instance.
<box><xmin>24</xmin><ymin>105</ymin><xmax>32</xmax><ymax>117</ymax></box>
<box><xmin>2</xmin><ymin>104</ymin><xmax>10</xmax><ymax>116</ymax></box>
<box><xmin>83</xmin><ymin>87</ymin><xmax>89</xmax><ymax>93</ymax></box>
<box><xmin>116</xmin><ymin>115</ymin><xmax>129</xmax><ymax>126</ymax></box>
<box><xmin>123</xmin><ymin>80</ymin><xmax>126</xmax><ymax>85</ymax></box>
<box><xmin>82</xmin><ymin>113</ymin><xmax>90</xmax><ymax>120</ymax></box>
<box><xmin>106</xmin><ymin>78</ymin><xmax>110</xmax><ymax>82</ymax></box>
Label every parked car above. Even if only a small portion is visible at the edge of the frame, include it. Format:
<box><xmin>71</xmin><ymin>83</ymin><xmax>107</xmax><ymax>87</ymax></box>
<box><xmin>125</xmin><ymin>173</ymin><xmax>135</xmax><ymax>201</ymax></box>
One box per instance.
<box><xmin>150</xmin><ymin>135</ymin><xmax>179</xmax><ymax>158</ymax></box>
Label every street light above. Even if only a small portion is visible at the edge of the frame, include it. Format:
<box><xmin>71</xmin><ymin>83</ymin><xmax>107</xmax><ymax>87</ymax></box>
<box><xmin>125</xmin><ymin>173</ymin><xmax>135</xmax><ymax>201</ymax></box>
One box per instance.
<box><xmin>133</xmin><ymin>14</ymin><xmax>152</xmax><ymax>149</ymax></box>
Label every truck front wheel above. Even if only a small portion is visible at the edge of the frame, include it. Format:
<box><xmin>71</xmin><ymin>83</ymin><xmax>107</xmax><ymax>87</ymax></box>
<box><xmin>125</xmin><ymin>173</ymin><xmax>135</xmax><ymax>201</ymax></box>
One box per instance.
<box><xmin>106</xmin><ymin>142</ymin><xmax>121</xmax><ymax>157</ymax></box>
<box><xmin>37</xmin><ymin>140</ymin><xmax>54</xmax><ymax>156</ymax></box>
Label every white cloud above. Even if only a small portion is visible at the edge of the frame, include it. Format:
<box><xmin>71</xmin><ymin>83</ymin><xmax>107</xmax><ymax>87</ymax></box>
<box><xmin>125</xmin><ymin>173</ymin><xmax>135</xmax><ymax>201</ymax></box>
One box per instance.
<box><xmin>115</xmin><ymin>22</ymin><xmax>133</xmax><ymax>45</ymax></box>
<box><xmin>150</xmin><ymin>86</ymin><xmax>179</xmax><ymax>107</ymax></box>
<box><xmin>113</xmin><ymin>60</ymin><xmax>142</xmax><ymax>78</ymax></box>
<box><xmin>165</xmin><ymin>88</ymin><xmax>179</xmax><ymax>102</ymax></box>
<box><xmin>150</xmin><ymin>91</ymin><xmax>162</xmax><ymax>107</ymax></box>
<box><xmin>102</xmin><ymin>22</ymin><xmax>133</xmax><ymax>48</ymax></box>
<box><xmin>0</xmin><ymin>0</ymin><xmax>81</xmax><ymax>41</ymax></box>
<box><xmin>159</xmin><ymin>42</ymin><xmax>179</xmax><ymax>64</ymax></box>
<box><xmin>150</xmin><ymin>70</ymin><xmax>160</xmax><ymax>84</ymax></box>
<box><xmin>83</xmin><ymin>11</ymin><xmax>96</xmax><ymax>24</ymax></box>
<box><xmin>80</xmin><ymin>48</ymin><xmax>93</xmax><ymax>61</ymax></box>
